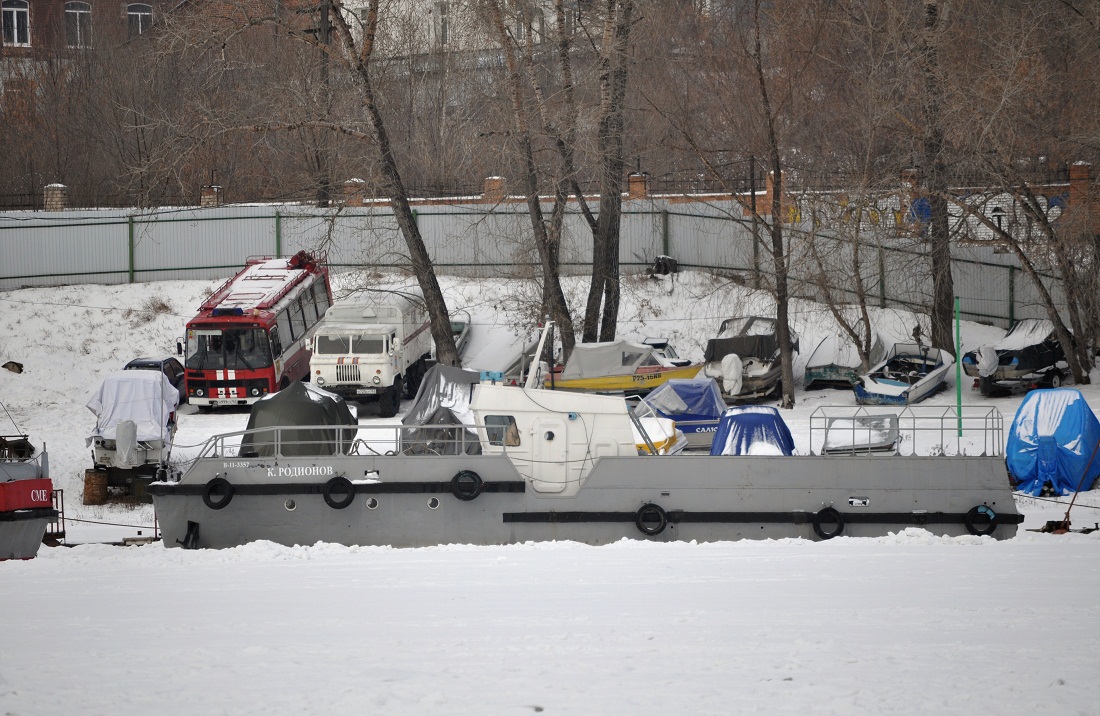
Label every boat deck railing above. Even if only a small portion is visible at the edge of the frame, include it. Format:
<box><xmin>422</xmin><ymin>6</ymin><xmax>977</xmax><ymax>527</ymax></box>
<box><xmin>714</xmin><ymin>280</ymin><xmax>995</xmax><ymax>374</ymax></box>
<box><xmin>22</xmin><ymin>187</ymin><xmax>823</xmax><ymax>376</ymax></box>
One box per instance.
<box><xmin>188</xmin><ymin>422</ymin><xmax>492</xmax><ymax>462</ymax></box>
<box><xmin>809</xmin><ymin>405</ymin><xmax>1004</xmax><ymax>457</ymax></box>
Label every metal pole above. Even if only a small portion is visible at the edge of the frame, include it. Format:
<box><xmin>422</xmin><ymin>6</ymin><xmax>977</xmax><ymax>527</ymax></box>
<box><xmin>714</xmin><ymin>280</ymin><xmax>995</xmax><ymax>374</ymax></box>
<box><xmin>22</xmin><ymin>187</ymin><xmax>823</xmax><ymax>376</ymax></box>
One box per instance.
<box><xmin>955</xmin><ymin>295</ymin><xmax>962</xmax><ymax>437</ymax></box>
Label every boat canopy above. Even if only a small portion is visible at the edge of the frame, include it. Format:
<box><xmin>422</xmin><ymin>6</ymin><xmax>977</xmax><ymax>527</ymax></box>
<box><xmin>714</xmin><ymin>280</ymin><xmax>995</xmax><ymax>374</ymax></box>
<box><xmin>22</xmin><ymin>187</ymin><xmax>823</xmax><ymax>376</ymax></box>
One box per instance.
<box><xmin>239</xmin><ymin>382</ymin><xmax>357</xmax><ymax>457</ymax></box>
<box><xmin>710</xmin><ymin>405</ymin><xmax>796</xmax><ymax>456</ymax></box>
<box><xmin>1007</xmin><ymin>388</ymin><xmax>1100</xmax><ymax>496</ymax></box>
<box><xmin>558</xmin><ymin>340</ymin><xmax>659</xmax><ymax>380</ymax></box>
<box><xmin>401</xmin><ymin>364</ymin><xmax>482</xmax><ymax>455</ymax></box>
<box><xmin>86</xmin><ymin>370</ymin><xmax>179</xmax><ymax>444</ymax></box>
<box><xmin>640</xmin><ymin>378</ymin><xmax>726</xmax><ymax>423</ymax></box>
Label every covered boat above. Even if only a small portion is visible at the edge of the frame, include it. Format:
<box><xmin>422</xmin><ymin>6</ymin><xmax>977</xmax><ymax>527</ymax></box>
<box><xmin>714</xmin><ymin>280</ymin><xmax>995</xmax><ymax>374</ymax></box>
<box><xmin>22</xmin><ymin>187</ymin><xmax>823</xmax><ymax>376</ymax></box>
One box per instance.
<box><xmin>702</xmin><ymin>317</ymin><xmax>799</xmax><ymax>401</ymax></box>
<box><xmin>1006</xmin><ymin>388</ymin><xmax>1100</xmax><ymax>496</ymax></box>
<box><xmin>853</xmin><ymin>343</ymin><xmax>954</xmax><ymax>406</ymax></box>
<box><xmin>804</xmin><ymin>330</ymin><xmax>884</xmax><ymax>389</ymax></box>
<box><xmin>709</xmin><ymin>406</ymin><xmax>796</xmax><ymax>456</ymax></box>
<box><xmin>239</xmin><ymin>381</ymin><xmax>357</xmax><ymax>457</ymax></box>
<box><xmin>86</xmin><ymin>370</ymin><xmax>179</xmax><ymax>487</ymax></box>
<box><xmin>547</xmin><ymin>339</ymin><xmax>701</xmax><ymax>395</ymax></box>
<box><xmin>1</xmin><ymin>435</ymin><xmax>57</xmax><ymax>560</ymax></box>
<box><xmin>149</xmin><ymin>323</ymin><xmax>1021</xmax><ymax>549</ymax></box>
<box><xmin>400</xmin><ymin>364</ymin><xmax>482</xmax><ymax>455</ymax></box>
<box><xmin>639</xmin><ymin>377</ymin><xmax>727</xmax><ymax>450</ymax></box>
<box><xmin>961</xmin><ymin>319</ymin><xmax>1067</xmax><ymax>397</ymax></box>
<box><xmin>450</xmin><ymin>309</ymin><xmax>472</xmax><ymax>358</ymax></box>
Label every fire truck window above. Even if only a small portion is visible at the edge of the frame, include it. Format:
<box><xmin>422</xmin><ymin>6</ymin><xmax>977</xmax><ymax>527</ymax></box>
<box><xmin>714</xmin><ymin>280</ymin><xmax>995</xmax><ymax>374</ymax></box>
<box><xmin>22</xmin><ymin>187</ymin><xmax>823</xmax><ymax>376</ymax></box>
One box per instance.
<box><xmin>351</xmin><ymin>336</ymin><xmax>384</xmax><ymax>353</ymax></box>
<box><xmin>269</xmin><ymin>326</ymin><xmax>283</xmax><ymax>357</ymax></box>
<box><xmin>289</xmin><ymin>298</ymin><xmax>306</xmax><ymax>339</ymax></box>
<box><xmin>302</xmin><ymin>286</ymin><xmax>319</xmax><ymax>325</ymax></box>
<box><xmin>277</xmin><ymin>310</ymin><xmax>292</xmax><ymax>348</ymax></box>
<box><xmin>317</xmin><ymin>335</ymin><xmax>351</xmax><ymax>354</ymax></box>
<box><xmin>315</xmin><ymin>282</ymin><xmax>331</xmax><ymax>316</ymax></box>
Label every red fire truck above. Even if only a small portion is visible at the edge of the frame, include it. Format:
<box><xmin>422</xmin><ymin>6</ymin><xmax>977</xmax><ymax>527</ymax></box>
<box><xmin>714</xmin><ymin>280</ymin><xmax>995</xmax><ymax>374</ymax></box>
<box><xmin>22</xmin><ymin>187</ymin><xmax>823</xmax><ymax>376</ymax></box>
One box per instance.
<box><xmin>181</xmin><ymin>251</ymin><xmax>332</xmax><ymax>408</ymax></box>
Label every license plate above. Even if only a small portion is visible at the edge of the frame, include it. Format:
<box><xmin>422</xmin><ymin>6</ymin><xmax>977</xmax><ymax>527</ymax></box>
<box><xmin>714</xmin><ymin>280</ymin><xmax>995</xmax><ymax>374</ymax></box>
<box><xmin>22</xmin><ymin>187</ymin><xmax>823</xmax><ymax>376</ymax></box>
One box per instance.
<box><xmin>211</xmin><ymin>399</ymin><xmax>241</xmax><ymax>406</ymax></box>
<box><xmin>356</xmin><ymin>388</ymin><xmax>377</xmax><ymax>395</ymax></box>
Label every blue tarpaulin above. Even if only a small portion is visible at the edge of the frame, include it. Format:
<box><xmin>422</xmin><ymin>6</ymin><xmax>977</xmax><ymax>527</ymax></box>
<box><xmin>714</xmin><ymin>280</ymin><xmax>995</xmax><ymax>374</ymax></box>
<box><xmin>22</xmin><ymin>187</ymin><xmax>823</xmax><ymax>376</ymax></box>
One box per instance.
<box><xmin>1006</xmin><ymin>389</ymin><xmax>1100</xmax><ymax>496</ymax></box>
<box><xmin>640</xmin><ymin>378</ymin><xmax>726</xmax><ymax>426</ymax></box>
<box><xmin>710</xmin><ymin>405</ymin><xmax>796</xmax><ymax>456</ymax></box>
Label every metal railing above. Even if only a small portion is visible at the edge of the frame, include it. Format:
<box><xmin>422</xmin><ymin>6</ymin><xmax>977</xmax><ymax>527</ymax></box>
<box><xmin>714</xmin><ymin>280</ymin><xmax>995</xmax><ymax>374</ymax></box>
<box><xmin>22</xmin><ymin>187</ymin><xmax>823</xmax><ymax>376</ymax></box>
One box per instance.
<box><xmin>809</xmin><ymin>405</ymin><xmax>1004</xmax><ymax>457</ymax></box>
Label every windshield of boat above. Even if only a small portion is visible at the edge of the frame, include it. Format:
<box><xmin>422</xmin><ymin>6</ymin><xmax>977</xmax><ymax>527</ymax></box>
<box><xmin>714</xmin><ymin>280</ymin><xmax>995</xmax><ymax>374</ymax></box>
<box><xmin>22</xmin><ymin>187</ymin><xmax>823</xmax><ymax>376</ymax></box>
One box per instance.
<box><xmin>186</xmin><ymin>328</ymin><xmax>273</xmax><ymax>371</ymax></box>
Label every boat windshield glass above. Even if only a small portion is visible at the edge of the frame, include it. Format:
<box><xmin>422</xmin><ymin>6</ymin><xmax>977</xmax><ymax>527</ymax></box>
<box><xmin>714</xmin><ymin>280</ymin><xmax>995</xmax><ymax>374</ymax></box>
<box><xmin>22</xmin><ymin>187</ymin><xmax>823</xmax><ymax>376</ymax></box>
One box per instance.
<box><xmin>186</xmin><ymin>328</ymin><xmax>273</xmax><ymax>371</ymax></box>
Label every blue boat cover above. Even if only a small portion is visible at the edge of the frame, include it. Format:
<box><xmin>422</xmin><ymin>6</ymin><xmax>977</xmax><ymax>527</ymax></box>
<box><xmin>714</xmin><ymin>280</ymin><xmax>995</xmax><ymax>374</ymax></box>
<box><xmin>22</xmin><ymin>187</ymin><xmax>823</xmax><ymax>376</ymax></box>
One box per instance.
<box><xmin>710</xmin><ymin>405</ymin><xmax>796</xmax><ymax>456</ymax></box>
<box><xmin>640</xmin><ymin>378</ymin><xmax>726</xmax><ymax>423</ymax></box>
<box><xmin>1007</xmin><ymin>389</ymin><xmax>1100</xmax><ymax>496</ymax></box>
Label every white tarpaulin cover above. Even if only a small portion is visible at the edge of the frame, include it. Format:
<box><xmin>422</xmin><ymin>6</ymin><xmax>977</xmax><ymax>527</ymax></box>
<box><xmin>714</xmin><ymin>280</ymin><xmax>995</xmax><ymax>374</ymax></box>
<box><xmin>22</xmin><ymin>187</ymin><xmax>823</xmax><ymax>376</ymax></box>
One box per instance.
<box><xmin>86</xmin><ymin>370</ymin><xmax>179</xmax><ymax>444</ymax></box>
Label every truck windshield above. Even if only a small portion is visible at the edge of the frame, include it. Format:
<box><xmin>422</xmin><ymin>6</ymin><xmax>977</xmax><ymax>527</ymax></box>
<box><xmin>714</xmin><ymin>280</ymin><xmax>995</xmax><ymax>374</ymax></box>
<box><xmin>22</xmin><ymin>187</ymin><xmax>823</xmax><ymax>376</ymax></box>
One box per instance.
<box><xmin>186</xmin><ymin>328</ymin><xmax>273</xmax><ymax>371</ymax></box>
<box><xmin>315</xmin><ymin>334</ymin><xmax>385</xmax><ymax>355</ymax></box>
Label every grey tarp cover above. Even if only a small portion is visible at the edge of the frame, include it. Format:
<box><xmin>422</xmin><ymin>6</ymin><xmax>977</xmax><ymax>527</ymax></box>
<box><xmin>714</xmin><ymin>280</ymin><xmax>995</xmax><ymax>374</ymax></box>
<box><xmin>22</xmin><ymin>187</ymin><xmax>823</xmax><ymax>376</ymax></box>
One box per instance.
<box><xmin>558</xmin><ymin>340</ymin><xmax>655</xmax><ymax>380</ymax></box>
<box><xmin>401</xmin><ymin>364</ymin><xmax>482</xmax><ymax>455</ymax></box>
<box><xmin>239</xmin><ymin>382</ymin><xmax>358</xmax><ymax>457</ymax></box>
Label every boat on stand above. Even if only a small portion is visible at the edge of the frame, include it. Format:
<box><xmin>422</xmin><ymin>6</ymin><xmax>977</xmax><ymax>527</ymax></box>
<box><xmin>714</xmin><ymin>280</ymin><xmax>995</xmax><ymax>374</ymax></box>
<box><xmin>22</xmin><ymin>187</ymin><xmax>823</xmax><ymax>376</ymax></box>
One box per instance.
<box><xmin>149</xmin><ymin>323</ymin><xmax>1021</xmax><ymax>549</ymax></box>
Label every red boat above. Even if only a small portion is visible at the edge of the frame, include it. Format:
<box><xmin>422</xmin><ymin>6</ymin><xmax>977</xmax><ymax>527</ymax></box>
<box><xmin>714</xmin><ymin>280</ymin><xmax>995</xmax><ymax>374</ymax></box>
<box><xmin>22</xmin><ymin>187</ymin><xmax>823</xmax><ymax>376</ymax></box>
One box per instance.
<box><xmin>0</xmin><ymin>435</ymin><xmax>57</xmax><ymax>560</ymax></box>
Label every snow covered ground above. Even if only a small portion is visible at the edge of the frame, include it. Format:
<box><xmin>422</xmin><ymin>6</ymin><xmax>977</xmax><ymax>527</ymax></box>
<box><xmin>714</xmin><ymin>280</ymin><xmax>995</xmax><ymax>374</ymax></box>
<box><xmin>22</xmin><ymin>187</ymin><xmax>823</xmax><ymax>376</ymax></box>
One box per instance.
<box><xmin>3</xmin><ymin>271</ymin><xmax>1100</xmax><ymax>714</ymax></box>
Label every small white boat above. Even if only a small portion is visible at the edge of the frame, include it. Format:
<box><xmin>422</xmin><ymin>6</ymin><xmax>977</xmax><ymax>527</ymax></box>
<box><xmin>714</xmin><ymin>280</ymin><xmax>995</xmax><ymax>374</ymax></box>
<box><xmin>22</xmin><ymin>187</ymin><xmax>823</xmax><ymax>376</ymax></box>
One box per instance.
<box><xmin>804</xmin><ymin>330</ymin><xmax>884</xmax><ymax>389</ymax></box>
<box><xmin>853</xmin><ymin>342</ymin><xmax>954</xmax><ymax>406</ymax></box>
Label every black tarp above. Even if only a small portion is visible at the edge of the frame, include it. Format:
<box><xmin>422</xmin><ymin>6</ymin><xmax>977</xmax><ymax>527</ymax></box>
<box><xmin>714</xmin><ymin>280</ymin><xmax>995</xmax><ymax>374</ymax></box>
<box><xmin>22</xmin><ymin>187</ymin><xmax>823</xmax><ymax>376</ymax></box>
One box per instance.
<box><xmin>400</xmin><ymin>364</ymin><xmax>482</xmax><ymax>455</ymax></box>
<box><xmin>239</xmin><ymin>382</ymin><xmax>358</xmax><ymax>457</ymax></box>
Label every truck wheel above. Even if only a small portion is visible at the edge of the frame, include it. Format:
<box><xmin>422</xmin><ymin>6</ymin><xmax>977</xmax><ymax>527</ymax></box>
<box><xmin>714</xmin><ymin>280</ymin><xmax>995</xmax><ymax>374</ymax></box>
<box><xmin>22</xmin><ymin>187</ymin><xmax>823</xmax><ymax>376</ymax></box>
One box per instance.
<box><xmin>378</xmin><ymin>382</ymin><xmax>400</xmax><ymax>418</ymax></box>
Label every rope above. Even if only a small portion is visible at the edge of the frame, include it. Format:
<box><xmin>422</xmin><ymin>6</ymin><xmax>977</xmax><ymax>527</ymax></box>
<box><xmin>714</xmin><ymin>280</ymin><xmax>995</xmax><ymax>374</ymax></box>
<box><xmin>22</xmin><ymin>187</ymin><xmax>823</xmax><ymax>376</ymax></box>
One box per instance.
<box><xmin>65</xmin><ymin>517</ymin><xmax>158</xmax><ymax>530</ymax></box>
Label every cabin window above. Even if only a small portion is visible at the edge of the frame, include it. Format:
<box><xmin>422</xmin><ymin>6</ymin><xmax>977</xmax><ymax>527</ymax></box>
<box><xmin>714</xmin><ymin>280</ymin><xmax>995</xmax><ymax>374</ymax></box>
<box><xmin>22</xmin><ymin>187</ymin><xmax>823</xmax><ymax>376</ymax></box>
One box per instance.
<box><xmin>316</xmin><ymin>334</ymin><xmax>351</xmax><ymax>354</ymax></box>
<box><xmin>485</xmin><ymin>415</ymin><xmax>520</xmax><ymax>447</ymax></box>
<box><xmin>621</xmin><ymin>351</ymin><xmax>643</xmax><ymax>366</ymax></box>
<box><xmin>314</xmin><ymin>281</ymin><xmax>331</xmax><ymax>316</ymax></box>
<box><xmin>301</xmin><ymin>285</ymin><xmax>320</xmax><ymax>323</ymax></box>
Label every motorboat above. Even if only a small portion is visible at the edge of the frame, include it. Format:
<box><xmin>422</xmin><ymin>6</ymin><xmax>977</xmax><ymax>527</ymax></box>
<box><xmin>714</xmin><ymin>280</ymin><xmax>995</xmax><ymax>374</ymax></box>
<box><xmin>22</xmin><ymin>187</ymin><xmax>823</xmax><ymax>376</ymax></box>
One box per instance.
<box><xmin>86</xmin><ymin>370</ymin><xmax>180</xmax><ymax>496</ymax></box>
<box><xmin>639</xmin><ymin>377</ymin><xmax>727</xmax><ymax>450</ymax></box>
<box><xmin>804</xmin><ymin>329</ymin><xmax>884</xmax><ymax>390</ymax></box>
<box><xmin>149</xmin><ymin>323</ymin><xmax>1021</xmax><ymax>549</ymax></box>
<box><xmin>0</xmin><ymin>434</ymin><xmax>57</xmax><ymax>560</ymax></box>
<box><xmin>853</xmin><ymin>342</ymin><xmax>954</xmax><ymax>406</ymax></box>
<box><xmin>546</xmin><ymin>339</ymin><xmax>702</xmax><ymax>396</ymax></box>
<box><xmin>961</xmin><ymin>319</ymin><xmax>1068</xmax><ymax>397</ymax></box>
<box><xmin>702</xmin><ymin>316</ymin><xmax>799</xmax><ymax>401</ymax></box>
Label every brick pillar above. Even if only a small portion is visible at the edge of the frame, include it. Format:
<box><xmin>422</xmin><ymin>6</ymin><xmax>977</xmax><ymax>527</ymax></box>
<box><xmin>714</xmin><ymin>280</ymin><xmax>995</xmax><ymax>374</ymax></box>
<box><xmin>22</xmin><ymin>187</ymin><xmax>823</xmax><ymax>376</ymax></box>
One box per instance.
<box><xmin>627</xmin><ymin>173</ymin><xmax>648</xmax><ymax>199</ymax></box>
<box><xmin>200</xmin><ymin>185</ymin><xmax>222</xmax><ymax>208</ymax></box>
<box><xmin>483</xmin><ymin>176</ymin><xmax>505</xmax><ymax>203</ymax></box>
<box><xmin>1069</xmin><ymin>162</ymin><xmax>1091</xmax><ymax>209</ymax></box>
<box><xmin>343</xmin><ymin>178</ymin><xmax>366</xmax><ymax>206</ymax></box>
<box><xmin>43</xmin><ymin>184</ymin><xmax>68</xmax><ymax>211</ymax></box>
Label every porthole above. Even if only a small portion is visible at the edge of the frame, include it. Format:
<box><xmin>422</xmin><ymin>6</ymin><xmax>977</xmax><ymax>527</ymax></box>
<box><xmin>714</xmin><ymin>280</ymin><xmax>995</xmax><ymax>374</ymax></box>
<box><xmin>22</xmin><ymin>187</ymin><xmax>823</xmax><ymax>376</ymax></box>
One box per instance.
<box><xmin>284</xmin><ymin>499</ymin><xmax>296</xmax><ymax>511</ymax></box>
<box><xmin>366</xmin><ymin>497</ymin><xmax>378</xmax><ymax>509</ymax></box>
<box><xmin>428</xmin><ymin>497</ymin><xmax>440</xmax><ymax>509</ymax></box>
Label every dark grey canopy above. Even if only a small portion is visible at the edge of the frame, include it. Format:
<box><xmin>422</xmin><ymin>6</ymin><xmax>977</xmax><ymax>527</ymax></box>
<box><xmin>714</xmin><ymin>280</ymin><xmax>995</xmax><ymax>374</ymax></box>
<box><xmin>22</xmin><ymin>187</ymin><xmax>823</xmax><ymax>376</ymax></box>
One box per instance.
<box><xmin>240</xmin><ymin>382</ymin><xmax>358</xmax><ymax>457</ymax></box>
<box><xmin>401</xmin><ymin>364</ymin><xmax>482</xmax><ymax>455</ymax></box>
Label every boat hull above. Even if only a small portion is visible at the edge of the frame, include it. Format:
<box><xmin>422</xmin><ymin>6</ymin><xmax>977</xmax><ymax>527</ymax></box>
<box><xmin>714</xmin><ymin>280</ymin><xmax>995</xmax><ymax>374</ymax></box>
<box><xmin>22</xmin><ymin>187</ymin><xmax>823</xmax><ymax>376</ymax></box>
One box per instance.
<box><xmin>150</xmin><ymin>452</ymin><xmax>1020</xmax><ymax>549</ymax></box>
<box><xmin>0</xmin><ymin>509</ymin><xmax>55</xmax><ymax>560</ymax></box>
<box><xmin>547</xmin><ymin>364</ymin><xmax>702</xmax><ymax>395</ymax></box>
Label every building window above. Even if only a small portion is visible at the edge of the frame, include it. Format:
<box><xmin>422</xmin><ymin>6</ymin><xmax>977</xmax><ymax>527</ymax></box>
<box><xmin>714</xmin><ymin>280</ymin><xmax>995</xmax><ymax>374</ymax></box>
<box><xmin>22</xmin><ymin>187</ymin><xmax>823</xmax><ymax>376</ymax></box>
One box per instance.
<box><xmin>127</xmin><ymin>3</ymin><xmax>151</xmax><ymax>37</ymax></box>
<box><xmin>433</xmin><ymin>1</ymin><xmax>448</xmax><ymax>47</ymax></box>
<box><xmin>2</xmin><ymin>0</ymin><xmax>30</xmax><ymax>47</ymax></box>
<box><xmin>65</xmin><ymin>1</ymin><xmax>92</xmax><ymax>48</ymax></box>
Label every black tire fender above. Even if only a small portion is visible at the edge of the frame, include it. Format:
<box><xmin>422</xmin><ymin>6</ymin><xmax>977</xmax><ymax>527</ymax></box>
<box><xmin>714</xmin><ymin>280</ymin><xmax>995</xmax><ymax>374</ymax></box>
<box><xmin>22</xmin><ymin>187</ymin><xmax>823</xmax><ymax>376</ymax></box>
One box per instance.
<box><xmin>812</xmin><ymin>507</ymin><xmax>845</xmax><ymax>540</ymax></box>
<box><xmin>636</xmin><ymin>503</ymin><xmax>668</xmax><ymax>536</ymax></box>
<box><xmin>451</xmin><ymin>470</ymin><xmax>484</xmax><ymax>501</ymax></box>
<box><xmin>323</xmin><ymin>476</ymin><xmax>356</xmax><ymax>509</ymax></box>
<box><xmin>202</xmin><ymin>477</ymin><xmax>234</xmax><ymax>510</ymax></box>
<box><xmin>964</xmin><ymin>505</ymin><xmax>998</xmax><ymax>536</ymax></box>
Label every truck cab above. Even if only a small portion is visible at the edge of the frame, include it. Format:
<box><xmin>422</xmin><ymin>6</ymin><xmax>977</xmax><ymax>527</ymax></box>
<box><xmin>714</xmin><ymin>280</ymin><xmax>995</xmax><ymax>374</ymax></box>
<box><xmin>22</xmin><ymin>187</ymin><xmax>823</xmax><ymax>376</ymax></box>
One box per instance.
<box><xmin>310</xmin><ymin>293</ymin><xmax>432</xmax><ymax>417</ymax></box>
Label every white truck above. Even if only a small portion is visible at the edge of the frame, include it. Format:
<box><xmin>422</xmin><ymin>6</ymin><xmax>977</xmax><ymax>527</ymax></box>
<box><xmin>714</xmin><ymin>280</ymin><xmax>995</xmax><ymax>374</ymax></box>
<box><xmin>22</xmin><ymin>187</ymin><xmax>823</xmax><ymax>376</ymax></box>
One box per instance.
<box><xmin>309</xmin><ymin>292</ymin><xmax>432</xmax><ymax>417</ymax></box>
